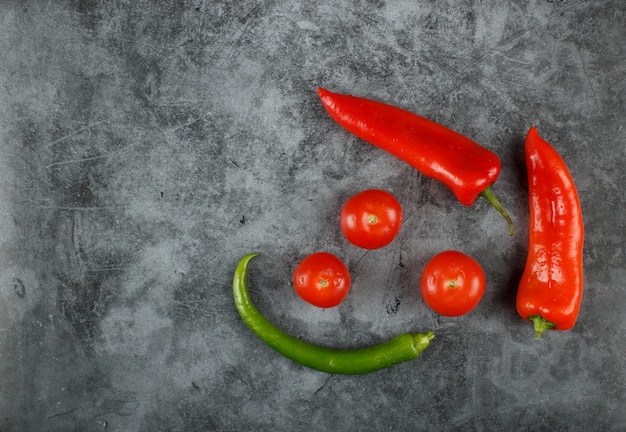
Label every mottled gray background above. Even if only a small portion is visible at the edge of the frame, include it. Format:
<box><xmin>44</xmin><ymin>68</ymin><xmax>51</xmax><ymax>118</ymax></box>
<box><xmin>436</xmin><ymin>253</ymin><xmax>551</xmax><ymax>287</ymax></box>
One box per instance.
<box><xmin>1</xmin><ymin>0</ymin><xmax>624</xmax><ymax>431</ymax></box>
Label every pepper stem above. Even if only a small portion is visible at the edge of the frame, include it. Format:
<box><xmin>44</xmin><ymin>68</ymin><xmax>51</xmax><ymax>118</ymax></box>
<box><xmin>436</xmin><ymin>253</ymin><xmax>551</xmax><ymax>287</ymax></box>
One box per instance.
<box><xmin>412</xmin><ymin>331</ymin><xmax>435</xmax><ymax>354</ymax></box>
<box><xmin>480</xmin><ymin>186</ymin><xmax>514</xmax><ymax>236</ymax></box>
<box><xmin>528</xmin><ymin>314</ymin><xmax>556</xmax><ymax>339</ymax></box>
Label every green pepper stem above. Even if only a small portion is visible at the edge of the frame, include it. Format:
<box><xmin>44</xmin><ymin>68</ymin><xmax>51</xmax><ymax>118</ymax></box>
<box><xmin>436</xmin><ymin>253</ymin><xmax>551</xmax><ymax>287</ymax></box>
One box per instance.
<box><xmin>412</xmin><ymin>331</ymin><xmax>435</xmax><ymax>352</ymax></box>
<box><xmin>480</xmin><ymin>186</ymin><xmax>515</xmax><ymax>236</ymax></box>
<box><xmin>528</xmin><ymin>314</ymin><xmax>556</xmax><ymax>339</ymax></box>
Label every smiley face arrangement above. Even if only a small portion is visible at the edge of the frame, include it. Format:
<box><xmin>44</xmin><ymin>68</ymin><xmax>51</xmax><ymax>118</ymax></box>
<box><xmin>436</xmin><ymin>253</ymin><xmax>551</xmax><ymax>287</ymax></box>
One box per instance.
<box><xmin>231</xmin><ymin>88</ymin><xmax>584</xmax><ymax>374</ymax></box>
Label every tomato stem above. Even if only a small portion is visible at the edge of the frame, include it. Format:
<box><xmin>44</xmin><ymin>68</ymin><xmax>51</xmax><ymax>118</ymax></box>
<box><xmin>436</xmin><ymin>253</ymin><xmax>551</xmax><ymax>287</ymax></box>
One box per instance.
<box><xmin>528</xmin><ymin>314</ymin><xmax>556</xmax><ymax>339</ymax></box>
<box><xmin>480</xmin><ymin>186</ymin><xmax>514</xmax><ymax>236</ymax></box>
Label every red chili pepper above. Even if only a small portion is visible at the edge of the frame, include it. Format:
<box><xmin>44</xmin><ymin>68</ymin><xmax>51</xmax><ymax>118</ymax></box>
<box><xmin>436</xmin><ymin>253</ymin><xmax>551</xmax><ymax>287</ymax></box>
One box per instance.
<box><xmin>516</xmin><ymin>127</ymin><xmax>584</xmax><ymax>339</ymax></box>
<box><xmin>318</xmin><ymin>87</ymin><xmax>514</xmax><ymax>235</ymax></box>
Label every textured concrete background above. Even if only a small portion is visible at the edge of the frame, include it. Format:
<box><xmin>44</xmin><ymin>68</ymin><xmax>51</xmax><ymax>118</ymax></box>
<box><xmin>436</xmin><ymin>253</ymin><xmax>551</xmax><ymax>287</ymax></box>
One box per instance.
<box><xmin>1</xmin><ymin>0</ymin><xmax>625</xmax><ymax>430</ymax></box>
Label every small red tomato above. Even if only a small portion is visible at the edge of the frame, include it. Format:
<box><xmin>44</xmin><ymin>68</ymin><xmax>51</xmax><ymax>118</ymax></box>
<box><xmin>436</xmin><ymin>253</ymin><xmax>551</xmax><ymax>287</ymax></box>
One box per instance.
<box><xmin>293</xmin><ymin>252</ymin><xmax>351</xmax><ymax>308</ymax></box>
<box><xmin>420</xmin><ymin>250</ymin><xmax>486</xmax><ymax>317</ymax></box>
<box><xmin>340</xmin><ymin>189</ymin><xmax>402</xmax><ymax>249</ymax></box>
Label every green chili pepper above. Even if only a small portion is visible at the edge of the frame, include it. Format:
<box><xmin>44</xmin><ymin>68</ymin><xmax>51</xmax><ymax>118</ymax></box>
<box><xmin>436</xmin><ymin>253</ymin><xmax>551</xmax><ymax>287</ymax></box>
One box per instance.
<box><xmin>233</xmin><ymin>253</ymin><xmax>434</xmax><ymax>375</ymax></box>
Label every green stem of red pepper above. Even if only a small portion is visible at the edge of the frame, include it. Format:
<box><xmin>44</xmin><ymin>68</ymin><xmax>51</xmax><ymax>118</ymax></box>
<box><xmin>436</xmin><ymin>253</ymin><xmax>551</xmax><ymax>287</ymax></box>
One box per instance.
<box><xmin>318</xmin><ymin>87</ymin><xmax>514</xmax><ymax>235</ymax></box>
<box><xmin>480</xmin><ymin>186</ymin><xmax>515</xmax><ymax>236</ymax></box>
<box><xmin>528</xmin><ymin>315</ymin><xmax>557</xmax><ymax>339</ymax></box>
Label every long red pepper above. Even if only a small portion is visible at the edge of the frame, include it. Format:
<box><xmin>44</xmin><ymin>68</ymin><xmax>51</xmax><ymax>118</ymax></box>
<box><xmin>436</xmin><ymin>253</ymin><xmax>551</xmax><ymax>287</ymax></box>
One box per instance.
<box><xmin>318</xmin><ymin>87</ymin><xmax>514</xmax><ymax>235</ymax></box>
<box><xmin>516</xmin><ymin>127</ymin><xmax>584</xmax><ymax>339</ymax></box>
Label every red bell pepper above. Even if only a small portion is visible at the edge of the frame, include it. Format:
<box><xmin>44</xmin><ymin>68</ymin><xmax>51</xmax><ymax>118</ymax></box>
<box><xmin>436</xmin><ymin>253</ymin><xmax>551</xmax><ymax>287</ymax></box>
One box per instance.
<box><xmin>516</xmin><ymin>127</ymin><xmax>584</xmax><ymax>338</ymax></box>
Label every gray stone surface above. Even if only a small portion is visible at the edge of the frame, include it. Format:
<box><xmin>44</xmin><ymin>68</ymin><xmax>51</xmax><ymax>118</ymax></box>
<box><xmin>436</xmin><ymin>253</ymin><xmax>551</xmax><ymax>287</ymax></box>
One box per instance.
<box><xmin>1</xmin><ymin>0</ymin><xmax>624</xmax><ymax>430</ymax></box>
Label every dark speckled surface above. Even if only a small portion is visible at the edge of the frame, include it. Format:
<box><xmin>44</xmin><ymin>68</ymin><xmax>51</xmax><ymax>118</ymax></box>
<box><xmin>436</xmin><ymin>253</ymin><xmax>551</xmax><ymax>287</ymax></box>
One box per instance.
<box><xmin>1</xmin><ymin>1</ymin><xmax>625</xmax><ymax>431</ymax></box>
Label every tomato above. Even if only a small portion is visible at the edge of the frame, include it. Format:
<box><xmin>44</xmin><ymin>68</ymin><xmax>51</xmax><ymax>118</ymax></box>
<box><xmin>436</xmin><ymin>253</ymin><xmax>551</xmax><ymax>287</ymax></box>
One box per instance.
<box><xmin>340</xmin><ymin>189</ymin><xmax>402</xmax><ymax>250</ymax></box>
<box><xmin>420</xmin><ymin>250</ymin><xmax>486</xmax><ymax>317</ymax></box>
<box><xmin>293</xmin><ymin>252</ymin><xmax>351</xmax><ymax>308</ymax></box>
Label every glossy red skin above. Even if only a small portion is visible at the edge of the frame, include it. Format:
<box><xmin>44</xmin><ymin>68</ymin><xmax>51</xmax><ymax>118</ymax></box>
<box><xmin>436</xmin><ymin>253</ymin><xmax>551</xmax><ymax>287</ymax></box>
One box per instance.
<box><xmin>516</xmin><ymin>127</ymin><xmax>584</xmax><ymax>331</ymax></box>
<box><xmin>420</xmin><ymin>250</ymin><xmax>486</xmax><ymax>317</ymax></box>
<box><xmin>293</xmin><ymin>252</ymin><xmax>351</xmax><ymax>308</ymax></box>
<box><xmin>318</xmin><ymin>87</ymin><xmax>501</xmax><ymax>206</ymax></box>
<box><xmin>340</xmin><ymin>189</ymin><xmax>402</xmax><ymax>249</ymax></box>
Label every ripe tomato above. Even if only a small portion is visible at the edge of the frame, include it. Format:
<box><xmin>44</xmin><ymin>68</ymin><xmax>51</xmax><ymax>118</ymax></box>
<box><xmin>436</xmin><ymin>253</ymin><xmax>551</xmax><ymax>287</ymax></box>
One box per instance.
<box><xmin>293</xmin><ymin>252</ymin><xmax>351</xmax><ymax>308</ymax></box>
<box><xmin>420</xmin><ymin>250</ymin><xmax>486</xmax><ymax>317</ymax></box>
<box><xmin>340</xmin><ymin>189</ymin><xmax>402</xmax><ymax>249</ymax></box>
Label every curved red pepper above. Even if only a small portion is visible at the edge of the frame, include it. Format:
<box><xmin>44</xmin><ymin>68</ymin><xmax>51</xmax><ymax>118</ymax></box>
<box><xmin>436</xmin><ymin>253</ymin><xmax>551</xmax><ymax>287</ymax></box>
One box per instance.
<box><xmin>516</xmin><ymin>127</ymin><xmax>584</xmax><ymax>339</ymax></box>
<box><xmin>318</xmin><ymin>87</ymin><xmax>514</xmax><ymax>235</ymax></box>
